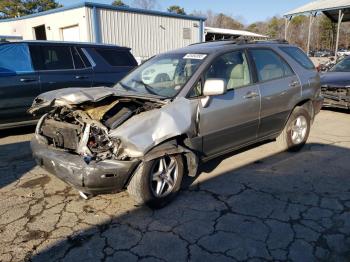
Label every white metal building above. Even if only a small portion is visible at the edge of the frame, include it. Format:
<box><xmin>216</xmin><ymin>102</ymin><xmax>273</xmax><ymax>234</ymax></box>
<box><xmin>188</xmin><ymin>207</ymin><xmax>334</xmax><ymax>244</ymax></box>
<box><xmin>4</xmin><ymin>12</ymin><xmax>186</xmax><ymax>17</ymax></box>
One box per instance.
<box><xmin>0</xmin><ymin>2</ymin><xmax>206</xmax><ymax>61</ymax></box>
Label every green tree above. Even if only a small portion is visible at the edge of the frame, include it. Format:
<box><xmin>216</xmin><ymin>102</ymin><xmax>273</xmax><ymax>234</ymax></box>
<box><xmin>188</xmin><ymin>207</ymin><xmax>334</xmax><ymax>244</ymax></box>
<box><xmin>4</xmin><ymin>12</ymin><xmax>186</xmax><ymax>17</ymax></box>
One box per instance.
<box><xmin>0</xmin><ymin>0</ymin><xmax>23</xmax><ymax>18</ymax></box>
<box><xmin>319</xmin><ymin>15</ymin><xmax>336</xmax><ymax>50</ymax></box>
<box><xmin>167</xmin><ymin>5</ymin><xmax>186</xmax><ymax>15</ymax></box>
<box><xmin>215</xmin><ymin>13</ymin><xmax>244</xmax><ymax>30</ymax></box>
<box><xmin>0</xmin><ymin>0</ymin><xmax>61</xmax><ymax>19</ymax></box>
<box><xmin>112</xmin><ymin>0</ymin><xmax>128</xmax><ymax>7</ymax></box>
<box><xmin>267</xmin><ymin>17</ymin><xmax>280</xmax><ymax>38</ymax></box>
<box><xmin>246</xmin><ymin>23</ymin><xmax>257</xmax><ymax>32</ymax></box>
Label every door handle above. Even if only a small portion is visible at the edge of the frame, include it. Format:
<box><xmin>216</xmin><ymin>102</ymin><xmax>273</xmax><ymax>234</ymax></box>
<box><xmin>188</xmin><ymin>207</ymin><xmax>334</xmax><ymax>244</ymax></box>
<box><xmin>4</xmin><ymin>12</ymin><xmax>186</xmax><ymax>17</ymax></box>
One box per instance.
<box><xmin>20</xmin><ymin>78</ymin><xmax>37</xmax><ymax>83</ymax></box>
<box><xmin>244</xmin><ymin>91</ymin><xmax>259</xmax><ymax>99</ymax></box>
<box><xmin>289</xmin><ymin>80</ymin><xmax>299</xmax><ymax>87</ymax></box>
<box><xmin>75</xmin><ymin>75</ymin><xmax>88</xmax><ymax>80</ymax></box>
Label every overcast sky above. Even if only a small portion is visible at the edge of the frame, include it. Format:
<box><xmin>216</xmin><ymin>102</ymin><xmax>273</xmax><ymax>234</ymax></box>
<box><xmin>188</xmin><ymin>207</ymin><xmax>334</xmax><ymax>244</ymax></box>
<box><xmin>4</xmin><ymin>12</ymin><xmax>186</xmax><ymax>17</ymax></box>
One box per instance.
<box><xmin>58</xmin><ymin>0</ymin><xmax>311</xmax><ymax>24</ymax></box>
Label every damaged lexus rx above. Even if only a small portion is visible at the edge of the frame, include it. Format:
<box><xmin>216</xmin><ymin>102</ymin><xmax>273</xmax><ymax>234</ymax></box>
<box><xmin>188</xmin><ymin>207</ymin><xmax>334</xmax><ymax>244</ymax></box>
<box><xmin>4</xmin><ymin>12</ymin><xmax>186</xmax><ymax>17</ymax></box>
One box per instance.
<box><xmin>30</xmin><ymin>40</ymin><xmax>323</xmax><ymax>208</ymax></box>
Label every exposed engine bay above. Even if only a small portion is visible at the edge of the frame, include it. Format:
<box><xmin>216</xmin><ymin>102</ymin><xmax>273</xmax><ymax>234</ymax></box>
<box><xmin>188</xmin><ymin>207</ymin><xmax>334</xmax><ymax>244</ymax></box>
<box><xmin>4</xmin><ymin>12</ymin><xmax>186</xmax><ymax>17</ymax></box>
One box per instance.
<box><xmin>38</xmin><ymin>97</ymin><xmax>163</xmax><ymax>162</ymax></box>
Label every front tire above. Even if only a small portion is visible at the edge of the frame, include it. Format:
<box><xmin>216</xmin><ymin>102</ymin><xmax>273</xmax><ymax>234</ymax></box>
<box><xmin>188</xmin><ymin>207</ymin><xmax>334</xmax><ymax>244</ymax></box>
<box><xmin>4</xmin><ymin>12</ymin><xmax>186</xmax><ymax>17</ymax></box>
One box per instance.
<box><xmin>127</xmin><ymin>154</ymin><xmax>184</xmax><ymax>209</ymax></box>
<box><xmin>276</xmin><ymin>107</ymin><xmax>311</xmax><ymax>152</ymax></box>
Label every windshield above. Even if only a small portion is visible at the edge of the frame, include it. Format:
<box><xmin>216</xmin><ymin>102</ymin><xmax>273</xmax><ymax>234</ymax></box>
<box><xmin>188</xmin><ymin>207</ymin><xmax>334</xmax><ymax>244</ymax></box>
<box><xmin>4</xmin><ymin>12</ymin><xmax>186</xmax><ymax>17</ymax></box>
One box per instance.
<box><xmin>330</xmin><ymin>58</ymin><xmax>350</xmax><ymax>72</ymax></box>
<box><xmin>114</xmin><ymin>53</ymin><xmax>207</xmax><ymax>98</ymax></box>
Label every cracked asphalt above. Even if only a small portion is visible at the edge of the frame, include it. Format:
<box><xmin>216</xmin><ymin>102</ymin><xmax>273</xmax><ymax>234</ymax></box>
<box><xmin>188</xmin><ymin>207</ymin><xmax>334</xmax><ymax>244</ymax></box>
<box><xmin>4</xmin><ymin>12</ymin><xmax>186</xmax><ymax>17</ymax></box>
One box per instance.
<box><xmin>1</xmin><ymin>109</ymin><xmax>350</xmax><ymax>262</ymax></box>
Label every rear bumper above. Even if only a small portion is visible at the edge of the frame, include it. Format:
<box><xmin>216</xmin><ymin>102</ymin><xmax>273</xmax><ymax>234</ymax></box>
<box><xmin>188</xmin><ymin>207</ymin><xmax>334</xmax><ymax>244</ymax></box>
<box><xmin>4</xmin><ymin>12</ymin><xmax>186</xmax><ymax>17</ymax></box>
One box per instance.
<box><xmin>31</xmin><ymin>135</ymin><xmax>140</xmax><ymax>194</ymax></box>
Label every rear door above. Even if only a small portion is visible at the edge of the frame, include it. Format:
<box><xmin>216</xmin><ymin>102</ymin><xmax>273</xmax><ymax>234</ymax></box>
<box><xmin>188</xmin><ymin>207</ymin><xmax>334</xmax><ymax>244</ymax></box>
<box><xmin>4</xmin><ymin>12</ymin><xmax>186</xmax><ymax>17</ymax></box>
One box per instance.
<box><xmin>30</xmin><ymin>44</ymin><xmax>93</xmax><ymax>93</ymax></box>
<box><xmin>0</xmin><ymin>43</ymin><xmax>40</xmax><ymax>125</ymax></box>
<box><xmin>197</xmin><ymin>50</ymin><xmax>260</xmax><ymax>157</ymax></box>
<box><xmin>248</xmin><ymin>48</ymin><xmax>301</xmax><ymax>138</ymax></box>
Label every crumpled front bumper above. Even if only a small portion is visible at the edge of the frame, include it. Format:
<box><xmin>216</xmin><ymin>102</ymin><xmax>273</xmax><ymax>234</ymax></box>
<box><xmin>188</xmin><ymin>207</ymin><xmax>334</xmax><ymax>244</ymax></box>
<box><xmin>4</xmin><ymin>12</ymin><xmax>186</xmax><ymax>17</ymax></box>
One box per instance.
<box><xmin>321</xmin><ymin>86</ymin><xmax>350</xmax><ymax>109</ymax></box>
<box><xmin>31</xmin><ymin>135</ymin><xmax>140</xmax><ymax>194</ymax></box>
<box><xmin>323</xmin><ymin>93</ymin><xmax>350</xmax><ymax>109</ymax></box>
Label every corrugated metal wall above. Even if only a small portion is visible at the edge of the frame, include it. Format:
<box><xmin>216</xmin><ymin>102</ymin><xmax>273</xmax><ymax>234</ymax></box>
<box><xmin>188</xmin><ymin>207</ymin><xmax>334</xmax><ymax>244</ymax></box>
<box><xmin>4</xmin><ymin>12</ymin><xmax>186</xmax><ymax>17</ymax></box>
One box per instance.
<box><xmin>85</xmin><ymin>7</ymin><xmax>94</xmax><ymax>42</ymax></box>
<box><xmin>89</xmin><ymin>8</ymin><xmax>201</xmax><ymax>60</ymax></box>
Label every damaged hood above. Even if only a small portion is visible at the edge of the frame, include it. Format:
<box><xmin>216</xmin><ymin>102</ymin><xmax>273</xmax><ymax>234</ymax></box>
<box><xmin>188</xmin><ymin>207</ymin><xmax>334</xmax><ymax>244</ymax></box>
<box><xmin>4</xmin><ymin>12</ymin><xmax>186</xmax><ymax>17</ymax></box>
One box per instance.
<box><xmin>110</xmin><ymin>98</ymin><xmax>198</xmax><ymax>158</ymax></box>
<box><xmin>29</xmin><ymin>86</ymin><xmax>164</xmax><ymax>113</ymax></box>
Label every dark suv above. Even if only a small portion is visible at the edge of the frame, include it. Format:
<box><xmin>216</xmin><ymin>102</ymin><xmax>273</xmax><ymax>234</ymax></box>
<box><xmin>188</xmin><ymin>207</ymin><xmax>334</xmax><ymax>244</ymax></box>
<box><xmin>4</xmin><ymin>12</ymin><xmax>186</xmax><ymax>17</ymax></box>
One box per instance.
<box><xmin>0</xmin><ymin>41</ymin><xmax>137</xmax><ymax>129</ymax></box>
<box><xmin>30</xmin><ymin>40</ymin><xmax>323</xmax><ymax>208</ymax></box>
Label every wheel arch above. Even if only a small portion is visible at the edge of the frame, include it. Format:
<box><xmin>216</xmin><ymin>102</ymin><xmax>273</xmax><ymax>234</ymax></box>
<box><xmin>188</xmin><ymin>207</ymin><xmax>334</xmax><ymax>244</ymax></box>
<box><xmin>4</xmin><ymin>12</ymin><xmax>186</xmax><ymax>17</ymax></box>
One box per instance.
<box><xmin>124</xmin><ymin>136</ymin><xmax>199</xmax><ymax>189</ymax></box>
<box><xmin>143</xmin><ymin>136</ymin><xmax>199</xmax><ymax>178</ymax></box>
<box><xmin>278</xmin><ymin>99</ymin><xmax>313</xmax><ymax>138</ymax></box>
<box><xmin>295</xmin><ymin>99</ymin><xmax>314</xmax><ymax>117</ymax></box>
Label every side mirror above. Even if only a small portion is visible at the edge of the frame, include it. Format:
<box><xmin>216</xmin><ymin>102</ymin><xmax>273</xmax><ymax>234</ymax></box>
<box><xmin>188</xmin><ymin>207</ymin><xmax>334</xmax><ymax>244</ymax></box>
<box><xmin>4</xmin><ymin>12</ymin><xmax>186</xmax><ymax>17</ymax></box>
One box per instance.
<box><xmin>203</xmin><ymin>79</ymin><xmax>226</xmax><ymax>96</ymax></box>
<box><xmin>201</xmin><ymin>79</ymin><xmax>226</xmax><ymax>108</ymax></box>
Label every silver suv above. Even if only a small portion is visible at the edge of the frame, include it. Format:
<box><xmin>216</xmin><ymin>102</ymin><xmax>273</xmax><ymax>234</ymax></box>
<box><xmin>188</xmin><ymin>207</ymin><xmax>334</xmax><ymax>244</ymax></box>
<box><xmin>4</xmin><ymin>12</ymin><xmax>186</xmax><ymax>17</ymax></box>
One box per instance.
<box><xmin>30</xmin><ymin>40</ymin><xmax>323</xmax><ymax>208</ymax></box>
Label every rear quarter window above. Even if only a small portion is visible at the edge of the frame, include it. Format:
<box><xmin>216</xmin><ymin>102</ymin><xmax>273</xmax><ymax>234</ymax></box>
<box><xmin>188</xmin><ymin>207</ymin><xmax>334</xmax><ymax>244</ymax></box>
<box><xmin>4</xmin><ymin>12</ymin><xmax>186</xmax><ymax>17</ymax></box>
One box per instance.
<box><xmin>96</xmin><ymin>48</ymin><xmax>137</xmax><ymax>67</ymax></box>
<box><xmin>280</xmin><ymin>46</ymin><xmax>315</xmax><ymax>70</ymax></box>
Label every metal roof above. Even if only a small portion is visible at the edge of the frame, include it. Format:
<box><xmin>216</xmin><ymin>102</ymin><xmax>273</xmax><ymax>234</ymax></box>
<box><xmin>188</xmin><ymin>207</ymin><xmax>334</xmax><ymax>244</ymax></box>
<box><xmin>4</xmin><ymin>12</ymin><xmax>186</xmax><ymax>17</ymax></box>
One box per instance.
<box><xmin>0</xmin><ymin>2</ymin><xmax>206</xmax><ymax>23</ymax></box>
<box><xmin>0</xmin><ymin>35</ymin><xmax>22</xmax><ymax>39</ymax></box>
<box><xmin>284</xmin><ymin>0</ymin><xmax>350</xmax><ymax>22</ymax></box>
<box><xmin>205</xmin><ymin>27</ymin><xmax>268</xmax><ymax>38</ymax></box>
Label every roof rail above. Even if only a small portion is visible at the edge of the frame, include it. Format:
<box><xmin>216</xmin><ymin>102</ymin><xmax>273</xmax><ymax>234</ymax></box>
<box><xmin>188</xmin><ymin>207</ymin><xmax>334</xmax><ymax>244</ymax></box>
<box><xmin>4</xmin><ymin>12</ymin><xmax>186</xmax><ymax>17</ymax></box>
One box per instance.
<box><xmin>188</xmin><ymin>38</ymin><xmax>289</xmax><ymax>47</ymax></box>
<box><xmin>252</xmin><ymin>39</ymin><xmax>289</xmax><ymax>44</ymax></box>
<box><xmin>229</xmin><ymin>38</ymin><xmax>290</xmax><ymax>45</ymax></box>
<box><xmin>188</xmin><ymin>39</ymin><xmax>236</xmax><ymax>46</ymax></box>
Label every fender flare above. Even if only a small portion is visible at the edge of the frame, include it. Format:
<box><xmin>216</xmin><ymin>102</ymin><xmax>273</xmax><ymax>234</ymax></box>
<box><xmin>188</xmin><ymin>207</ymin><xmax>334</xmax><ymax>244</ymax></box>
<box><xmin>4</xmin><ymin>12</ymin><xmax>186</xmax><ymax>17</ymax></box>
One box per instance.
<box><xmin>143</xmin><ymin>140</ymin><xmax>199</xmax><ymax>178</ymax></box>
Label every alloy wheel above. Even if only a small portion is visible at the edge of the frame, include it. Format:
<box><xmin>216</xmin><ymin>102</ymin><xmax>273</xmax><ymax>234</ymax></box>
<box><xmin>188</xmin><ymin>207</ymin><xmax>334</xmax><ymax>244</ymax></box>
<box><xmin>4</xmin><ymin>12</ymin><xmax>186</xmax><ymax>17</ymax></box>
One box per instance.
<box><xmin>291</xmin><ymin>115</ymin><xmax>308</xmax><ymax>144</ymax></box>
<box><xmin>150</xmin><ymin>155</ymin><xmax>179</xmax><ymax>198</ymax></box>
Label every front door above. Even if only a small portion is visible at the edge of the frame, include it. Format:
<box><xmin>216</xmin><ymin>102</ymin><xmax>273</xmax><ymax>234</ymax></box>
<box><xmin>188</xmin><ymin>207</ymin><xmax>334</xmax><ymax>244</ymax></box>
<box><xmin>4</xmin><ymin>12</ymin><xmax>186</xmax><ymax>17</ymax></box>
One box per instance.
<box><xmin>198</xmin><ymin>50</ymin><xmax>260</xmax><ymax>157</ymax></box>
<box><xmin>0</xmin><ymin>43</ymin><xmax>41</xmax><ymax>125</ymax></box>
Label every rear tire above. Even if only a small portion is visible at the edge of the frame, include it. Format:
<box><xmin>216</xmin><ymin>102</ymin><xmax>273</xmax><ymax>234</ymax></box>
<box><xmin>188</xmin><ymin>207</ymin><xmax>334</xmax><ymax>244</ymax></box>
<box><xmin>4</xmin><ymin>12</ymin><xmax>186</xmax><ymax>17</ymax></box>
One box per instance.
<box><xmin>127</xmin><ymin>154</ymin><xmax>184</xmax><ymax>209</ymax></box>
<box><xmin>276</xmin><ymin>107</ymin><xmax>311</xmax><ymax>152</ymax></box>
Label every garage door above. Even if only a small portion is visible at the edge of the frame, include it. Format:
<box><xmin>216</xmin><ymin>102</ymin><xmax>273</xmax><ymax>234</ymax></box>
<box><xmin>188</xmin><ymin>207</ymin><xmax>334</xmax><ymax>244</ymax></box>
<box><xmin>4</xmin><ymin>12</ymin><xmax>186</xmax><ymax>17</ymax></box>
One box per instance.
<box><xmin>62</xmin><ymin>26</ymin><xmax>80</xmax><ymax>42</ymax></box>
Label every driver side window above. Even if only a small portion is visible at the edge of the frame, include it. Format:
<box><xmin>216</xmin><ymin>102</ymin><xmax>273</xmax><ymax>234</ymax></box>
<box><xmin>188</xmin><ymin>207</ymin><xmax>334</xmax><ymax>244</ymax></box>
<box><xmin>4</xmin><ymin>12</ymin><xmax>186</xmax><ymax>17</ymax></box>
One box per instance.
<box><xmin>188</xmin><ymin>50</ymin><xmax>252</xmax><ymax>98</ymax></box>
<box><xmin>205</xmin><ymin>50</ymin><xmax>252</xmax><ymax>91</ymax></box>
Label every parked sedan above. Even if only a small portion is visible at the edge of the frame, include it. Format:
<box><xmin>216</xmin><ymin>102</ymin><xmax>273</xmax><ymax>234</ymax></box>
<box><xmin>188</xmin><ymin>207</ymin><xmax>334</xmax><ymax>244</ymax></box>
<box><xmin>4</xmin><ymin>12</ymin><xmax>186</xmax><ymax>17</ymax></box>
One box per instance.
<box><xmin>0</xmin><ymin>41</ymin><xmax>137</xmax><ymax>129</ymax></box>
<box><xmin>321</xmin><ymin>56</ymin><xmax>350</xmax><ymax>110</ymax></box>
<box><xmin>30</xmin><ymin>40</ymin><xmax>323</xmax><ymax>208</ymax></box>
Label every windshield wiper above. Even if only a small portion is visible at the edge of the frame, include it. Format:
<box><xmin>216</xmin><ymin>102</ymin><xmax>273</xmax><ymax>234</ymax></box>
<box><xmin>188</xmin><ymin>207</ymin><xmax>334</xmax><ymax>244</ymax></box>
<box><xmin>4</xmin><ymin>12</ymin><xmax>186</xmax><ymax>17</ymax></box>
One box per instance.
<box><xmin>118</xmin><ymin>82</ymin><xmax>134</xmax><ymax>91</ymax></box>
<box><xmin>131</xmin><ymin>79</ymin><xmax>159</xmax><ymax>96</ymax></box>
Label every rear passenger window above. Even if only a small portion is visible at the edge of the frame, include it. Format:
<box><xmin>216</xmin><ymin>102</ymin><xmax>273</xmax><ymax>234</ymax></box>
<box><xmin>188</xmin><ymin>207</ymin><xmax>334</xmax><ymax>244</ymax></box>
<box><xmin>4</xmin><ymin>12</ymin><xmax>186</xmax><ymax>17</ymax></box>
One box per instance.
<box><xmin>280</xmin><ymin>46</ymin><xmax>315</xmax><ymax>70</ymax></box>
<box><xmin>41</xmin><ymin>46</ymin><xmax>74</xmax><ymax>70</ymax></box>
<box><xmin>0</xmin><ymin>44</ymin><xmax>33</xmax><ymax>74</ymax></box>
<box><xmin>96</xmin><ymin>49</ymin><xmax>137</xmax><ymax>67</ymax></box>
<box><xmin>250</xmin><ymin>49</ymin><xmax>294</xmax><ymax>82</ymax></box>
